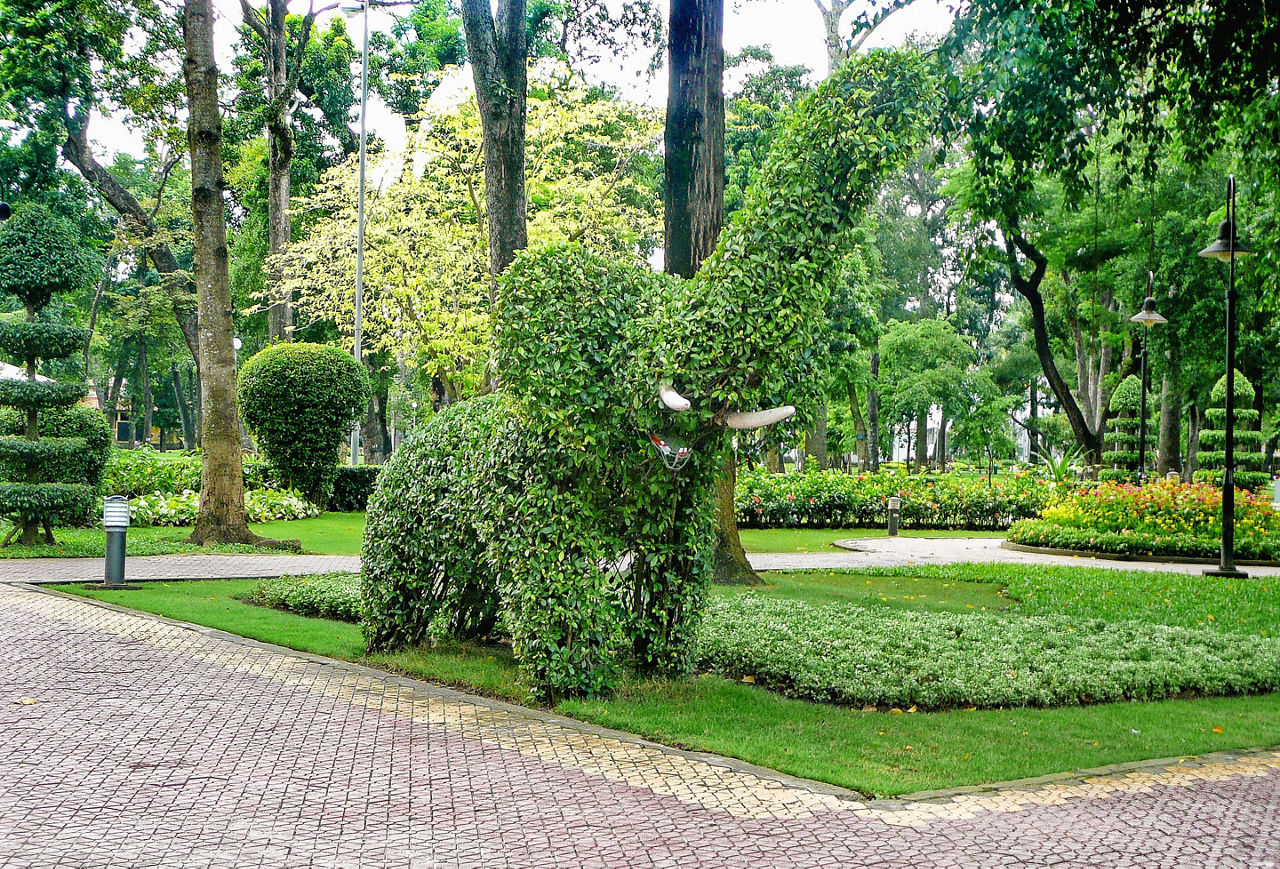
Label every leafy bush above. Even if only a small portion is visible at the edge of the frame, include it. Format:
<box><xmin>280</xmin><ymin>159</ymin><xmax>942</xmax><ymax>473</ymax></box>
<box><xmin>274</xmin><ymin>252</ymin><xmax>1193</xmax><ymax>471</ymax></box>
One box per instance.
<box><xmin>736</xmin><ymin>468</ymin><xmax>1057</xmax><ymax>530</ymax></box>
<box><xmin>1192</xmin><ymin>370</ymin><xmax>1271</xmax><ymax>491</ymax></box>
<box><xmin>248</xmin><ymin>572</ymin><xmax>363</xmax><ymax>622</ymax></box>
<box><xmin>700</xmin><ymin>595</ymin><xmax>1280</xmax><ymax>709</ymax></box>
<box><xmin>1099</xmin><ymin>374</ymin><xmax>1150</xmax><ymax>484</ymax></box>
<box><xmin>130</xmin><ymin>487</ymin><xmax>318</xmax><ymax>527</ymax></box>
<box><xmin>0</xmin><ymin>404</ymin><xmax>112</xmax><ymax>493</ymax></box>
<box><xmin>102</xmin><ymin>449</ymin><xmax>276</xmax><ymax>498</ymax></box>
<box><xmin>330</xmin><ymin>465</ymin><xmax>380</xmax><ymax>512</ymax></box>
<box><xmin>1007</xmin><ymin>480</ymin><xmax>1280</xmax><ymax>561</ymax></box>
<box><xmin>238</xmin><ymin>342</ymin><xmax>372</xmax><ymax>508</ymax></box>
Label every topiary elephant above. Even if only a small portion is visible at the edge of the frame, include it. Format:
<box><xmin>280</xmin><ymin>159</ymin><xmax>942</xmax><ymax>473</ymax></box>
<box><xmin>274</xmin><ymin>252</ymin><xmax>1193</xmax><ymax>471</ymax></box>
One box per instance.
<box><xmin>362</xmin><ymin>50</ymin><xmax>938</xmax><ymax>700</ymax></box>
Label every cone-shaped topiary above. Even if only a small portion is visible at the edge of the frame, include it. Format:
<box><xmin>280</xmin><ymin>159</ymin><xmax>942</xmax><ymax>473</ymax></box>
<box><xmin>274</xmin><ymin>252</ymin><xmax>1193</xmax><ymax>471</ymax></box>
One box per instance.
<box><xmin>0</xmin><ymin>204</ymin><xmax>100</xmax><ymax>545</ymax></box>
<box><xmin>1193</xmin><ymin>370</ymin><xmax>1269</xmax><ymax>491</ymax></box>
<box><xmin>238</xmin><ymin>342</ymin><xmax>372</xmax><ymax>508</ymax></box>
<box><xmin>1099</xmin><ymin>374</ymin><xmax>1152</xmax><ymax>483</ymax></box>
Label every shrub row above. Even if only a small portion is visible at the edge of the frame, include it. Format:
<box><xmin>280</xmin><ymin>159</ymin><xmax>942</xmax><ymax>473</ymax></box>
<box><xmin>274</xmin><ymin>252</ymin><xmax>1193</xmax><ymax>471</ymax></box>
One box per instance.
<box><xmin>247</xmin><ymin>572</ymin><xmax>363</xmax><ymax>622</ymax></box>
<box><xmin>736</xmin><ymin>469</ymin><xmax>1057</xmax><ymax>530</ymax></box>
<box><xmin>103</xmin><ymin>449</ymin><xmax>277</xmax><ymax>499</ymax></box>
<box><xmin>129</xmin><ymin>488</ymin><xmax>318</xmax><ymax>527</ymax></box>
<box><xmin>329</xmin><ymin>466</ymin><xmax>381</xmax><ymax>512</ymax></box>
<box><xmin>699</xmin><ymin>595</ymin><xmax>1280</xmax><ymax>710</ymax></box>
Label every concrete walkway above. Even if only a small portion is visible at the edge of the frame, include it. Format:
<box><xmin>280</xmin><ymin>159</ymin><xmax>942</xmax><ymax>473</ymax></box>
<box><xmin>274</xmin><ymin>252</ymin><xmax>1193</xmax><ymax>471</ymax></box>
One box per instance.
<box><xmin>4</xmin><ymin>534</ymin><xmax>1279</xmax><ymax>585</ymax></box>
<box><xmin>3</xmin><ymin>582</ymin><xmax>1278</xmax><ymax>868</ymax></box>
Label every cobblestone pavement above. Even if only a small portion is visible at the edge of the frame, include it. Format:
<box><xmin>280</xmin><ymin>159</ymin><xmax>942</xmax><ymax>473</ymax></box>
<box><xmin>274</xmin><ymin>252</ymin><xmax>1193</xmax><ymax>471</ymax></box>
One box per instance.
<box><xmin>6</xmin><ymin>535</ymin><xmax>1278</xmax><ymax>585</ymax></box>
<box><xmin>3</xmin><ymin>584</ymin><xmax>1279</xmax><ymax>868</ymax></box>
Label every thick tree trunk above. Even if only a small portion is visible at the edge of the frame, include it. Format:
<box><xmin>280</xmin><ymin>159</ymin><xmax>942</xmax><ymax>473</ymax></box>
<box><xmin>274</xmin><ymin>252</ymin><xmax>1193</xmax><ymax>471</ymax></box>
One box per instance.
<box><xmin>913</xmin><ymin>408</ymin><xmax>928</xmax><ymax>474</ymax></box>
<box><xmin>867</xmin><ymin>351</ymin><xmax>881</xmax><ymax>471</ymax></box>
<box><xmin>804</xmin><ymin>403</ymin><xmax>828</xmax><ymax>471</ymax></box>
<box><xmin>935</xmin><ymin>413</ymin><xmax>947</xmax><ymax>472</ymax></box>
<box><xmin>266</xmin><ymin>132</ymin><xmax>294</xmax><ymax>339</ymax></box>
<box><xmin>183</xmin><ymin>0</ymin><xmax>291</xmax><ymax>549</ymax></box>
<box><xmin>712</xmin><ymin>452</ymin><xmax>760</xmax><ymax>585</ymax></box>
<box><xmin>461</xmin><ymin>0</ymin><xmax>528</xmax><ymax>291</ymax></box>
<box><xmin>1006</xmin><ymin>230</ymin><xmax>1103</xmax><ymax>463</ymax></box>
<box><xmin>664</xmin><ymin>0</ymin><xmax>724</xmax><ymax>279</ymax></box>
<box><xmin>63</xmin><ymin>117</ymin><xmax>199</xmax><ymax>367</ymax></box>
<box><xmin>764</xmin><ymin>446</ymin><xmax>782</xmax><ymax>473</ymax></box>
<box><xmin>360</xmin><ymin>358</ymin><xmax>392</xmax><ymax>464</ymax></box>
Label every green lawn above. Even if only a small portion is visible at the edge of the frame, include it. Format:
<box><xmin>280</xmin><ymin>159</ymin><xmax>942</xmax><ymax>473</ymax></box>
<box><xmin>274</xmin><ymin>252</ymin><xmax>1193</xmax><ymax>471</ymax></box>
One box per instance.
<box><xmin>57</xmin><ymin>563</ymin><xmax>1280</xmax><ymax>798</ymax></box>
<box><xmin>252</xmin><ymin>512</ymin><xmax>366</xmax><ymax>555</ymax></box>
<box><xmin>0</xmin><ymin>524</ymin><xmax>274</xmax><ymax>558</ymax></box>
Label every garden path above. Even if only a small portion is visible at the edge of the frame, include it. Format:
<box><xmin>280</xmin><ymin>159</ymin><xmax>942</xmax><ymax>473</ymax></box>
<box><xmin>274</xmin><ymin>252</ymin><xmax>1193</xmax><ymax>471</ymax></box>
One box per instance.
<box><xmin>3</xmin><ymin>536</ymin><xmax>1279</xmax><ymax>585</ymax></box>
<box><xmin>2</xmin><ymin>582</ymin><xmax>1277</xmax><ymax>868</ymax></box>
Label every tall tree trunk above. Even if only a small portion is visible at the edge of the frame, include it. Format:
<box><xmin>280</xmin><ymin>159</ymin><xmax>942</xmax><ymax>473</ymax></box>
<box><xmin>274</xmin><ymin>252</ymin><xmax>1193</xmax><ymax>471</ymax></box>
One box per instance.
<box><xmin>1184</xmin><ymin>401</ymin><xmax>1203</xmax><ymax>482</ymax></box>
<box><xmin>183</xmin><ymin>0</ymin><xmax>287</xmax><ymax>549</ymax></box>
<box><xmin>664</xmin><ymin>0</ymin><xmax>724</xmax><ymax>279</ymax></box>
<box><xmin>804</xmin><ymin>403</ymin><xmax>828</xmax><ymax>471</ymax></box>
<box><xmin>1005</xmin><ymin>229</ymin><xmax>1103</xmax><ymax>463</ymax></box>
<box><xmin>139</xmin><ymin>336</ymin><xmax>152</xmax><ymax>447</ymax></box>
<box><xmin>1027</xmin><ymin>376</ymin><xmax>1040</xmax><ymax>461</ymax></box>
<box><xmin>935</xmin><ymin>413</ymin><xmax>947</xmax><ymax>472</ymax></box>
<box><xmin>239</xmin><ymin>0</ymin><xmax>316</xmax><ymax>340</ymax></box>
<box><xmin>667</xmin><ymin>0</ymin><xmax>745</xmax><ymax>582</ymax></box>
<box><xmin>764</xmin><ymin>445</ymin><xmax>782</xmax><ymax>473</ymax></box>
<box><xmin>1156</xmin><ymin>353</ymin><xmax>1181</xmax><ymax>476</ymax></box>
<box><xmin>171</xmin><ymin>366</ymin><xmax>196</xmax><ymax>450</ymax></box>
<box><xmin>360</xmin><ymin>357</ymin><xmax>392</xmax><ymax>464</ymax></box>
<box><xmin>848</xmin><ymin>382</ymin><xmax>869</xmax><ymax>469</ymax></box>
<box><xmin>914</xmin><ymin>408</ymin><xmax>928</xmax><ymax>474</ymax></box>
<box><xmin>867</xmin><ymin>351</ymin><xmax>881</xmax><ymax>471</ymax></box>
<box><xmin>460</xmin><ymin>0</ymin><xmax>528</xmax><ymax>293</ymax></box>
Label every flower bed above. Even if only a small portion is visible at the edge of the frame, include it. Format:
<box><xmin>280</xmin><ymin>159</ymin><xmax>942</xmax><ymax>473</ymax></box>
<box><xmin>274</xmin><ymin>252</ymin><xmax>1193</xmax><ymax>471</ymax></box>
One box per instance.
<box><xmin>1007</xmin><ymin>481</ymin><xmax>1280</xmax><ymax>561</ymax></box>
<box><xmin>699</xmin><ymin>595</ymin><xmax>1280</xmax><ymax>709</ymax></box>
<box><xmin>736</xmin><ymin>469</ymin><xmax>1057</xmax><ymax>530</ymax></box>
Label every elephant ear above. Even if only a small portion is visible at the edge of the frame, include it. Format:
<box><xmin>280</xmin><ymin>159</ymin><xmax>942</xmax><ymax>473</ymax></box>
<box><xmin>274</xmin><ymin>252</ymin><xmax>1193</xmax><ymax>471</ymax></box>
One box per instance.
<box><xmin>496</xmin><ymin>243</ymin><xmax>661</xmax><ymax>448</ymax></box>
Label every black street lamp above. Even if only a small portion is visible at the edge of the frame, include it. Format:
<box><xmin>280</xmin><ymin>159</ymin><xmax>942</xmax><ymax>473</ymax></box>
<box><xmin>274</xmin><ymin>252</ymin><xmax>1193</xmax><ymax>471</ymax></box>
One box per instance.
<box><xmin>1128</xmin><ymin>273</ymin><xmax>1167</xmax><ymax>484</ymax></box>
<box><xmin>1199</xmin><ymin>174</ymin><xmax>1252</xmax><ymax>580</ymax></box>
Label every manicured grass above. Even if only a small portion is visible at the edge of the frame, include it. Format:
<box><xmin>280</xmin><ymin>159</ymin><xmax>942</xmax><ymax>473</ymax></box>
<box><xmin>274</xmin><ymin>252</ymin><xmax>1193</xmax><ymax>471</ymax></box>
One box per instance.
<box><xmin>738</xmin><ymin>527</ymin><xmax>1004</xmax><ymax>553</ymax></box>
<box><xmin>859</xmin><ymin>563</ymin><xmax>1280</xmax><ymax>635</ymax></box>
<box><xmin>712</xmin><ymin>570</ymin><xmax>1010</xmax><ymax>613</ymax></box>
<box><xmin>251</xmin><ymin>512</ymin><xmax>366</xmax><ymax>555</ymax></box>
<box><xmin>0</xmin><ymin>525</ymin><xmax>275</xmax><ymax>558</ymax></box>
<box><xmin>56</xmin><ymin>574</ymin><xmax>1280</xmax><ymax>797</ymax></box>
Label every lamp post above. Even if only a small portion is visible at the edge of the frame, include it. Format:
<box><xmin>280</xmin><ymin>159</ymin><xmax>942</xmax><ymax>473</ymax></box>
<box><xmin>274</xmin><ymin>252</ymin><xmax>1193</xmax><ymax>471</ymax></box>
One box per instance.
<box><xmin>1198</xmin><ymin>174</ymin><xmax>1252</xmax><ymax>579</ymax></box>
<box><xmin>1128</xmin><ymin>273</ymin><xmax>1167</xmax><ymax>484</ymax></box>
<box><xmin>341</xmin><ymin>0</ymin><xmax>370</xmax><ymax>466</ymax></box>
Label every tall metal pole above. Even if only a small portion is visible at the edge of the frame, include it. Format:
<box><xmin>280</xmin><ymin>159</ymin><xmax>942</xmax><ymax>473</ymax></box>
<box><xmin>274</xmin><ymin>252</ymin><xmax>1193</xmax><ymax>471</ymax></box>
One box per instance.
<box><xmin>349</xmin><ymin>0</ymin><xmax>369</xmax><ymax>467</ymax></box>
<box><xmin>1138</xmin><ymin>326</ymin><xmax>1148</xmax><ymax>484</ymax></box>
<box><xmin>1207</xmin><ymin>175</ymin><xmax>1246</xmax><ymax>578</ymax></box>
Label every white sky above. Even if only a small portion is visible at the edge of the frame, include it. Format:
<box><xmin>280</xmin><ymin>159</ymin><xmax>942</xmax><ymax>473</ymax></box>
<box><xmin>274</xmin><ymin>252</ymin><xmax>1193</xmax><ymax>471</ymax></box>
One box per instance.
<box><xmin>90</xmin><ymin>0</ymin><xmax>954</xmax><ymax>160</ymax></box>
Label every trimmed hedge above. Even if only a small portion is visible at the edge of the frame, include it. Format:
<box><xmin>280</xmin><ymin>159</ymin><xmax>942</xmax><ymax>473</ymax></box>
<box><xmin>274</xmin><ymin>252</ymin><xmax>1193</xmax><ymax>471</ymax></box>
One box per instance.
<box><xmin>736</xmin><ymin>468</ymin><xmax>1057</xmax><ymax>530</ymax></box>
<box><xmin>0</xmin><ymin>405</ymin><xmax>111</xmax><ymax>523</ymax></box>
<box><xmin>0</xmin><ymin>379</ymin><xmax>88</xmax><ymax>411</ymax></box>
<box><xmin>0</xmin><ymin>321</ymin><xmax>89</xmax><ymax>362</ymax></box>
<box><xmin>699</xmin><ymin>595</ymin><xmax>1280</xmax><ymax>709</ymax></box>
<box><xmin>330</xmin><ymin>465</ymin><xmax>380</xmax><ymax>512</ymax></box>
<box><xmin>239</xmin><ymin>342</ymin><xmax>372</xmax><ymax>508</ymax></box>
<box><xmin>102</xmin><ymin>449</ymin><xmax>277</xmax><ymax>499</ymax></box>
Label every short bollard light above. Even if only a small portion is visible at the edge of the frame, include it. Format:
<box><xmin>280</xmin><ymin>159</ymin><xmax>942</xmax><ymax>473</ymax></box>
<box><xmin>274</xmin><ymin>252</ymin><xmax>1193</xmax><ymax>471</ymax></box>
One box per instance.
<box><xmin>103</xmin><ymin>496</ymin><xmax>130</xmax><ymax>589</ymax></box>
<box><xmin>887</xmin><ymin>496</ymin><xmax>901</xmax><ymax>537</ymax></box>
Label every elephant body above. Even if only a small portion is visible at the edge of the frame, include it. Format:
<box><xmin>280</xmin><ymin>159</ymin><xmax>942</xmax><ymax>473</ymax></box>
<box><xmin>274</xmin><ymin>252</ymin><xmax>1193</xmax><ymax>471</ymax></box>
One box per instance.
<box><xmin>362</xmin><ymin>50</ymin><xmax>939</xmax><ymax>699</ymax></box>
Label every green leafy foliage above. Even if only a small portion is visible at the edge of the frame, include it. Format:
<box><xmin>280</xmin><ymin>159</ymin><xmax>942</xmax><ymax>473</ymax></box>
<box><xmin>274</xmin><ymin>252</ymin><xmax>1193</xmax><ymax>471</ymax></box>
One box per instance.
<box><xmin>1100</xmin><ymin>374</ymin><xmax>1152</xmax><ymax>483</ymax></box>
<box><xmin>329</xmin><ymin>465</ymin><xmax>380</xmax><ymax>513</ymax></box>
<box><xmin>363</xmin><ymin>50</ymin><xmax>937</xmax><ymax>701</ymax></box>
<box><xmin>248</xmin><ymin>572</ymin><xmax>364</xmax><ymax>622</ymax></box>
<box><xmin>700</xmin><ymin>594</ymin><xmax>1280</xmax><ymax>710</ymax></box>
<box><xmin>0</xmin><ymin>482</ymin><xmax>92</xmax><ymax>525</ymax></box>
<box><xmin>0</xmin><ymin>203</ymin><xmax>98</xmax><ymax>311</ymax></box>
<box><xmin>0</xmin><ymin>379</ymin><xmax>88</xmax><ymax>411</ymax></box>
<box><xmin>0</xmin><ymin>321</ymin><xmax>90</xmax><ymax>365</ymax></box>
<box><xmin>129</xmin><ymin>487</ymin><xmax>318</xmax><ymax>527</ymax></box>
<box><xmin>239</xmin><ymin>342</ymin><xmax>372</xmax><ymax>508</ymax></box>
<box><xmin>736</xmin><ymin>469</ymin><xmax>1056</xmax><ymax>530</ymax></box>
<box><xmin>101</xmin><ymin>449</ymin><xmax>275</xmax><ymax>499</ymax></box>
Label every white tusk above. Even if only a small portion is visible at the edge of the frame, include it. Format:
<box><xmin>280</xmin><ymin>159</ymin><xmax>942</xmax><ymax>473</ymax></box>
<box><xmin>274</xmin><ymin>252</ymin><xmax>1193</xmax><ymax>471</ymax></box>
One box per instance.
<box><xmin>658</xmin><ymin>384</ymin><xmax>691</xmax><ymax>412</ymax></box>
<box><xmin>724</xmin><ymin>405</ymin><xmax>795</xmax><ymax>430</ymax></box>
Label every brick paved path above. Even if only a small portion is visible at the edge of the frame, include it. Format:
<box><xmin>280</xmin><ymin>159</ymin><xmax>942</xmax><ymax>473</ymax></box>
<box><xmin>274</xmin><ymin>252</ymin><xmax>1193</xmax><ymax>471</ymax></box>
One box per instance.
<box><xmin>3</xmin><ymin>584</ymin><xmax>1279</xmax><ymax>868</ymax></box>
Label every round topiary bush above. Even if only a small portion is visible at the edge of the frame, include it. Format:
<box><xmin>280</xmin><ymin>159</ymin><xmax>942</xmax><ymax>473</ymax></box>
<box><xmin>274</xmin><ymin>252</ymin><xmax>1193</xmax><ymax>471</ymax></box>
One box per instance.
<box><xmin>238</xmin><ymin>342</ymin><xmax>372</xmax><ymax>508</ymax></box>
